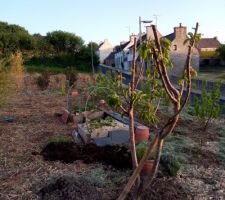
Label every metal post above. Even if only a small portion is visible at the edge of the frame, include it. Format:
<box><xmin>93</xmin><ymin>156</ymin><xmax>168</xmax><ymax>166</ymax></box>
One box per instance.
<box><xmin>91</xmin><ymin>41</ymin><xmax>94</xmax><ymax>75</ymax></box>
<box><xmin>139</xmin><ymin>16</ymin><xmax>142</xmax><ymax>44</ymax></box>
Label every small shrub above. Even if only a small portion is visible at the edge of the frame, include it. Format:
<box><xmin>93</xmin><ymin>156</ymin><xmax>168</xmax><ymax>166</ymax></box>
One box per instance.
<box><xmin>136</xmin><ymin>141</ymin><xmax>156</xmax><ymax>160</ymax></box>
<box><xmin>84</xmin><ymin>168</ymin><xmax>110</xmax><ymax>187</ymax></box>
<box><xmin>193</xmin><ymin>81</ymin><xmax>224</xmax><ymax>129</ymax></box>
<box><xmin>66</xmin><ymin>67</ymin><xmax>78</xmax><ymax>86</ymax></box>
<box><xmin>160</xmin><ymin>153</ymin><xmax>181</xmax><ymax>176</ymax></box>
<box><xmin>60</xmin><ymin>83</ymin><xmax>66</xmax><ymax>96</ymax></box>
<box><xmin>36</xmin><ymin>73</ymin><xmax>50</xmax><ymax>90</ymax></box>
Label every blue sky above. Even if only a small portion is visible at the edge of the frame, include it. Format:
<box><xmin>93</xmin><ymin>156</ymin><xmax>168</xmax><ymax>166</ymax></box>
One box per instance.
<box><xmin>0</xmin><ymin>0</ymin><xmax>224</xmax><ymax>45</ymax></box>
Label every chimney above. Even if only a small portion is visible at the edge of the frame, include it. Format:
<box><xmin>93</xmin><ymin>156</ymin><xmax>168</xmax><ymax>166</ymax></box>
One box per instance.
<box><xmin>146</xmin><ymin>26</ymin><xmax>153</xmax><ymax>40</ymax></box>
<box><xmin>174</xmin><ymin>23</ymin><xmax>187</xmax><ymax>39</ymax></box>
<box><xmin>129</xmin><ymin>34</ymin><xmax>136</xmax><ymax>42</ymax></box>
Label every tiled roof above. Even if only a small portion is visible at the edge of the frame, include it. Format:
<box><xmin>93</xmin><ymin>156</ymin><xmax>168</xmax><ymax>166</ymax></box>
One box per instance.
<box><xmin>114</xmin><ymin>41</ymin><xmax>130</xmax><ymax>52</ymax></box>
<box><xmin>105</xmin><ymin>51</ymin><xmax>115</xmax><ymax>60</ymax></box>
<box><xmin>196</xmin><ymin>38</ymin><xmax>221</xmax><ymax>49</ymax></box>
<box><xmin>164</xmin><ymin>33</ymin><xmax>175</xmax><ymax>41</ymax></box>
<box><xmin>128</xmin><ymin>34</ymin><xmax>147</xmax><ymax>49</ymax></box>
<box><xmin>97</xmin><ymin>42</ymin><xmax>104</xmax><ymax>49</ymax></box>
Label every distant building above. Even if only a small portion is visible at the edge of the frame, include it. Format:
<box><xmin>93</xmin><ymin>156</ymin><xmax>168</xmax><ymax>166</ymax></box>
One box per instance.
<box><xmin>96</xmin><ymin>39</ymin><xmax>113</xmax><ymax>64</ymax></box>
<box><xmin>164</xmin><ymin>23</ymin><xmax>199</xmax><ymax>77</ymax></box>
<box><xmin>104</xmin><ymin>51</ymin><xmax>116</xmax><ymax>67</ymax></box>
<box><xmin>196</xmin><ymin>37</ymin><xmax>221</xmax><ymax>51</ymax></box>
<box><xmin>103</xmin><ymin>23</ymin><xmax>204</xmax><ymax>77</ymax></box>
<box><xmin>196</xmin><ymin>37</ymin><xmax>221</xmax><ymax>66</ymax></box>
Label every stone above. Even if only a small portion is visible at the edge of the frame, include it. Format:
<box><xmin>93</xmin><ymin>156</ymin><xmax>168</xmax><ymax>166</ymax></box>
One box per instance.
<box><xmin>93</xmin><ymin>137</ymin><xmax>112</xmax><ymax>147</ymax></box>
<box><xmin>61</xmin><ymin>108</ymin><xmax>70</xmax><ymax>124</ymax></box>
<box><xmin>108</xmin><ymin>129</ymin><xmax>130</xmax><ymax>145</ymax></box>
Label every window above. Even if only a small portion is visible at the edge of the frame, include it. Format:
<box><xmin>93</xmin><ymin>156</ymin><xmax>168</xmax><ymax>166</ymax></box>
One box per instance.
<box><xmin>173</xmin><ymin>45</ymin><xmax>177</xmax><ymax>51</ymax></box>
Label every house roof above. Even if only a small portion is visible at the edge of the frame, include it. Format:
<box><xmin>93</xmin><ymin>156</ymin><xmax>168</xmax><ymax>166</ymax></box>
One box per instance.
<box><xmin>164</xmin><ymin>33</ymin><xmax>175</xmax><ymax>42</ymax></box>
<box><xmin>105</xmin><ymin>51</ymin><xmax>115</xmax><ymax>60</ymax></box>
<box><xmin>128</xmin><ymin>34</ymin><xmax>147</xmax><ymax>50</ymax></box>
<box><xmin>196</xmin><ymin>38</ymin><xmax>221</xmax><ymax>49</ymax></box>
<box><xmin>97</xmin><ymin>42</ymin><xmax>104</xmax><ymax>49</ymax></box>
<box><xmin>114</xmin><ymin>41</ymin><xmax>130</xmax><ymax>52</ymax></box>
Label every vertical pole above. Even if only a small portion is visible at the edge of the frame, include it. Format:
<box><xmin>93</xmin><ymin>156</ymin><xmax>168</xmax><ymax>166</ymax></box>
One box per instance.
<box><xmin>91</xmin><ymin>41</ymin><xmax>95</xmax><ymax>75</ymax></box>
<box><xmin>139</xmin><ymin>16</ymin><xmax>142</xmax><ymax>44</ymax></box>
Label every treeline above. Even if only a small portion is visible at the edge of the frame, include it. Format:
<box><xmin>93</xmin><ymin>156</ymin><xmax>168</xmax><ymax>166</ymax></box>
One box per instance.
<box><xmin>0</xmin><ymin>21</ymin><xmax>99</xmax><ymax>71</ymax></box>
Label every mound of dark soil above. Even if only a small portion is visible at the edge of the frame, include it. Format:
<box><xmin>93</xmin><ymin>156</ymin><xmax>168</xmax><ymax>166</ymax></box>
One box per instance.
<box><xmin>40</xmin><ymin>142</ymin><xmax>132</xmax><ymax>169</ymax></box>
<box><xmin>128</xmin><ymin>177</ymin><xmax>190</xmax><ymax>200</ymax></box>
<box><xmin>38</xmin><ymin>175</ymin><xmax>189</xmax><ymax>200</ymax></box>
<box><xmin>40</xmin><ymin>142</ymin><xmax>79</xmax><ymax>163</ymax></box>
<box><xmin>38</xmin><ymin>177</ymin><xmax>102</xmax><ymax>200</ymax></box>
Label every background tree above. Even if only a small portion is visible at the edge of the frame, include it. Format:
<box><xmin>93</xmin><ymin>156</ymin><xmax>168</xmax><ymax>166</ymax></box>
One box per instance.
<box><xmin>46</xmin><ymin>30</ymin><xmax>84</xmax><ymax>55</ymax></box>
<box><xmin>0</xmin><ymin>22</ymin><xmax>35</xmax><ymax>56</ymax></box>
<box><xmin>216</xmin><ymin>44</ymin><xmax>225</xmax><ymax>61</ymax></box>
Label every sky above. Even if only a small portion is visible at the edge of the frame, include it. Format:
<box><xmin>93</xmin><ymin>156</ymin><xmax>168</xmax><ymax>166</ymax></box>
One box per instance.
<box><xmin>0</xmin><ymin>0</ymin><xmax>225</xmax><ymax>46</ymax></box>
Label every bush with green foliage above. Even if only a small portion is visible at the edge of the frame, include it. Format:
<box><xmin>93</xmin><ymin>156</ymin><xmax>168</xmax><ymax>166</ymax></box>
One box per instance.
<box><xmin>193</xmin><ymin>80</ymin><xmax>224</xmax><ymax>129</ymax></box>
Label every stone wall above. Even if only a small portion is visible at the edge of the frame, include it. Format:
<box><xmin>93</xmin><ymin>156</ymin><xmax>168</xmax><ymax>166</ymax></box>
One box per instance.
<box><xmin>168</xmin><ymin>53</ymin><xmax>199</xmax><ymax>77</ymax></box>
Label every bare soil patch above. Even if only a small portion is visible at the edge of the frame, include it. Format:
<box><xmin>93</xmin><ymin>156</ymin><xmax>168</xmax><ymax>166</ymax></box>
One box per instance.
<box><xmin>39</xmin><ymin>142</ymin><xmax>132</xmax><ymax>169</ymax></box>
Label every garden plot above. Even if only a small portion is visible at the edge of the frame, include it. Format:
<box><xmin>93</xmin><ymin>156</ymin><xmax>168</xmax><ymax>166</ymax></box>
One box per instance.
<box><xmin>77</xmin><ymin>115</ymin><xmax>130</xmax><ymax>146</ymax></box>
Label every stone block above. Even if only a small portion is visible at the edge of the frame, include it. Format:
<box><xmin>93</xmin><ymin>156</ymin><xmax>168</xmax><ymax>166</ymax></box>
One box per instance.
<box><xmin>108</xmin><ymin>129</ymin><xmax>130</xmax><ymax>145</ymax></box>
<box><xmin>61</xmin><ymin>108</ymin><xmax>70</xmax><ymax>124</ymax></box>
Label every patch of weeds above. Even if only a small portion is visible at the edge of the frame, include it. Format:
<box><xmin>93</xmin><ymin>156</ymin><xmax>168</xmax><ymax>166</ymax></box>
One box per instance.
<box><xmin>59</xmin><ymin>83</ymin><xmax>66</xmax><ymax>96</ymax></box>
<box><xmin>36</xmin><ymin>73</ymin><xmax>50</xmax><ymax>90</ymax></box>
<box><xmin>163</xmin><ymin>135</ymin><xmax>199</xmax><ymax>163</ymax></box>
<box><xmin>82</xmin><ymin>167</ymin><xmax>131</xmax><ymax>188</ymax></box>
<box><xmin>160</xmin><ymin>153</ymin><xmax>181</xmax><ymax>176</ymax></box>
<box><xmin>217</xmin><ymin>126</ymin><xmax>225</xmax><ymax>166</ymax></box>
<box><xmin>174</xmin><ymin>126</ymin><xmax>189</xmax><ymax>135</ymax></box>
<box><xmin>83</xmin><ymin>168</ymin><xmax>110</xmax><ymax>187</ymax></box>
<box><xmin>180</xmin><ymin>105</ymin><xmax>195</xmax><ymax>121</ymax></box>
<box><xmin>73</xmin><ymin>101</ymin><xmax>96</xmax><ymax>113</ymax></box>
<box><xmin>49</xmin><ymin>135</ymin><xmax>71</xmax><ymax>144</ymax></box>
<box><xmin>89</xmin><ymin>116</ymin><xmax>115</xmax><ymax>131</ymax></box>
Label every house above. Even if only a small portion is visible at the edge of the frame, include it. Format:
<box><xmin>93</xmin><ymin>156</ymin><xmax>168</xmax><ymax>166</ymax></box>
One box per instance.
<box><xmin>104</xmin><ymin>51</ymin><xmax>116</xmax><ymax>67</ymax></box>
<box><xmin>114</xmin><ymin>35</ymin><xmax>137</xmax><ymax>71</ymax></box>
<box><xmin>104</xmin><ymin>23</ymin><xmax>201</xmax><ymax>77</ymax></box>
<box><xmin>124</xmin><ymin>26</ymin><xmax>162</xmax><ymax>71</ymax></box>
<box><xmin>196</xmin><ymin>37</ymin><xmax>221</xmax><ymax>66</ymax></box>
<box><xmin>164</xmin><ymin>23</ymin><xmax>199</xmax><ymax>77</ymax></box>
<box><xmin>96</xmin><ymin>39</ymin><xmax>113</xmax><ymax>64</ymax></box>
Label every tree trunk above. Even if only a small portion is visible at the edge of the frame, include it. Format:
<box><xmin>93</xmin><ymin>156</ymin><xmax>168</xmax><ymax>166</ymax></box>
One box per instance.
<box><xmin>129</xmin><ymin>107</ymin><xmax>138</xmax><ymax>168</ymax></box>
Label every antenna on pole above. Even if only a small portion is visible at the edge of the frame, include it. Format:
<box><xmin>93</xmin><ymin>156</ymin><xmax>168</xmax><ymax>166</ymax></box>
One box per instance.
<box><xmin>125</xmin><ymin>26</ymin><xmax>131</xmax><ymax>37</ymax></box>
<box><xmin>153</xmin><ymin>14</ymin><xmax>159</xmax><ymax>27</ymax></box>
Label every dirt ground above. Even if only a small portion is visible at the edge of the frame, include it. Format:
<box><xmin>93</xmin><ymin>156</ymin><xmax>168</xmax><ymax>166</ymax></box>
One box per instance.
<box><xmin>0</xmin><ymin>74</ymin><xmax>225</xmax><ymax>200</ymax></box>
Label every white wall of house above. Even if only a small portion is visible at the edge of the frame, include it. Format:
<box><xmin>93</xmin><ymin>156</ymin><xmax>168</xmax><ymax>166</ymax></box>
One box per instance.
<box><xmin>96</xmin><ymin>39</ymin><xmax>113</xmax><ymax>64</ymax></box>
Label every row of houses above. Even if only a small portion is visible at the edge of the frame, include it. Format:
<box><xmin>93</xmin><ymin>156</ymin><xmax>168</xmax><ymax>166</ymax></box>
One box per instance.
<box><xmin>96</xmin><ymin>23</ymin><xmax>222</xmax><ymax>77</ymax></box>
